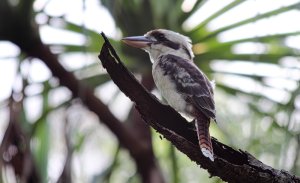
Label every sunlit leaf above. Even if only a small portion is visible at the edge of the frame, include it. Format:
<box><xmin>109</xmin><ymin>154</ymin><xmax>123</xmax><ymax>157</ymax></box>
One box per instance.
<box><xmin>195</xmin><ymin>2</ymin><xmax>300</xmax><ymax>42</ymax></box>
<box><xmin>189</xmin><ymin>0</ymin><xmax>244</xmax><ymax>33</ymax></box>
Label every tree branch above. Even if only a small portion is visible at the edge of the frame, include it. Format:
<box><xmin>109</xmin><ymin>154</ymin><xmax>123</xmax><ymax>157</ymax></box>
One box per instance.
<box><xmin>98</xmin><ymin>32</ymin><xmax>300</xmax><ymax>183</ymax></box>
<box><xmin>0</xmin><ymin>1</ymin><xmax>165</xmax><ymax>180</ymax></box>
<box><xmin>26</xmin><ymin>40</ymin><xmax>164</xmax><ymax>183</ymax></box>
<box><xmin>0</xmin><ymin>98</ymin><xmax>41</xmax><ymax>183</ymax></box>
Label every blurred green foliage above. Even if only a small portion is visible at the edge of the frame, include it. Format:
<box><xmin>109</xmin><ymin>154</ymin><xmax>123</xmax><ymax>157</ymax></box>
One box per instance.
<box><xmin>0</xmin><ymin>0</ymin><xmax>300</xmax><ymax>182</ymax></box>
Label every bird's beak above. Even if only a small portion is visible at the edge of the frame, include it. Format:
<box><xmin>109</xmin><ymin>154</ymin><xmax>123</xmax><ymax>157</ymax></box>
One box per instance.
<box><xmin>122</xmin><ymin>36</ymin><xmax>154</xmax><ymax>49</ymax></box>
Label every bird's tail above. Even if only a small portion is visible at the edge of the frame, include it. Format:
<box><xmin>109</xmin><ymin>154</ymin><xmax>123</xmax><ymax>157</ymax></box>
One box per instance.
<box><xmin>195</xmin><ymin>117</ymin><xmax>214</xmax><ymax>161</ymax></box>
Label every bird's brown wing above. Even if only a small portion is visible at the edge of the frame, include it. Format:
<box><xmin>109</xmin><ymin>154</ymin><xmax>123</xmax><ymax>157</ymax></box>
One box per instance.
<box><xmin>158</xmin><ymin>54</ymin><xmax>216</xmax><ymax>120</ymax></box>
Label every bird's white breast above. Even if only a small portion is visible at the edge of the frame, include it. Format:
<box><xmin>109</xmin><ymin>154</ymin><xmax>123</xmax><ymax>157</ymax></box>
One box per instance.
<box><xmin>152</xmin><ymin>62</ymin><xmax>188</xmax><ymax>113</ymax></box>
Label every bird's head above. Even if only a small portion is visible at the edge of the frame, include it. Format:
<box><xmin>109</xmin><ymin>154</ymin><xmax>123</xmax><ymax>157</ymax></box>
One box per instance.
<box><xmin>122</xmin><ymin>29</ymin><xmax>194</xmax><ymax>62</ymax></box>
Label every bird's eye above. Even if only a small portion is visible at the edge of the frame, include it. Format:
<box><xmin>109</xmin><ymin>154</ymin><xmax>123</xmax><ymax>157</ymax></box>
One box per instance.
<box><xmin>150</xmin><ymin>31</ymin><xmax>166</xmax><ymax>41</ymax></box>
<box><xmin>158</xmin><ymin>34</ymin><xmax>165</xmax><ymax>39</ymax></box>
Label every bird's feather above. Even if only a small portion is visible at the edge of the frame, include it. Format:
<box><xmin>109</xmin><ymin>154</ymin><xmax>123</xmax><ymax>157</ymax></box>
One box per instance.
<box><xmin>195</xmin><ymin>116</ymin><xmax>214</xmax><ymax>161</ymax></box>
<box><xmin>158</xmin><ymin>54</ymin><xmax>216</xmax><ymax>120</ymax></box>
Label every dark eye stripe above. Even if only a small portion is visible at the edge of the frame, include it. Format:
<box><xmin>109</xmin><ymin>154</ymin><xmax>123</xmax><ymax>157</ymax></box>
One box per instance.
<box><xmin>150</xmin><ymin>30</ymin><xmax>180</xmax><ymax>50</ymax></box>
<box><xmin>155</xmin><ymin>34</ymin><xmax>166</xmax><ymax>41</ymax></box>
<box><xmin>150</xmin><ymin>31</ymin><xmax>166</xmax><ymax>41</ymax></box>
<box><xmin>163</xmin><ymin>41</ymin><xmax>180</xmax><ymax>50</ymax></box>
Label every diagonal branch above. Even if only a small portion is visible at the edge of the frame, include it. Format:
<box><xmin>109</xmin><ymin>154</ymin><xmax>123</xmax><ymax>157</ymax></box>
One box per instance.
<box><xmin>28</xmin><ymin>40</ymin><xmax>142</xmax><ymax>156</ymax></box>
<box><xmin>0</xmin><ymin>1</ymin><xmax>163</xmax><ymax>182</ymax></box>
<box><xmin>26</xmin><ymin>41</ymin><xmax>164</xmax><ymax>183</ymax></box>
<box><xmin>98</xmin><ymin>32</ymin><xmax>300</xmax><ymax>183</ymax></box>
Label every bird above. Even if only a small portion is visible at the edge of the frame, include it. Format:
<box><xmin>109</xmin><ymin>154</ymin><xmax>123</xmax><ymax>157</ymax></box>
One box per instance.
<box><xmin>122</xmin><ymin>29</ymin><xmax>216</xmax><ymax>161</ymax></box>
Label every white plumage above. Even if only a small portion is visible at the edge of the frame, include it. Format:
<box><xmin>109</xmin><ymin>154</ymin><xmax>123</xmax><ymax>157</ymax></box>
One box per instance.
<box><xmin>152</xmin><ymin>60</ymin><xmax>190</xmax><ymax>114</ymax></box>
<box><xmin>122</xmin><ymin>29</ymin><xmax>216</xmax><ymax>162</ymax></box>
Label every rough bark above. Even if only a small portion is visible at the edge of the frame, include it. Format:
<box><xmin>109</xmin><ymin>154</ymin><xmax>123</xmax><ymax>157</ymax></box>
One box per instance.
<box><xmin>0</xmin><ymin>0</ymin><xmax>165</xmax><ymax>179</ymax></box>
<box><xmin>127</xmin><ymin>74</ymin><xmax>165</xmax><ymax>183</ymax></box>
<box><xmin>24</xmin><ymin>40</ymin><xmax>164</xmax><ymax>183</ymax></box>
<box><xmin>98</xmin><ymin>32</ymin><xmax>300</xmax><ymax>183</ymax></box>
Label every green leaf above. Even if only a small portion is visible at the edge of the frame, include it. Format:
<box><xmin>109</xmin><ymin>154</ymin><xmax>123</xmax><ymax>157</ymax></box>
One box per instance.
<box><xmin>196</xmin><ymin>2</ymin><xmax>300</xmax><ymax>42</ymax></box>
<box><xmin>195</xmin><ymin>52</ymin><xmax>300</xmax><ymax>64</ymax></box>
<box><xmin>189</xmin><ymin>0</ymin><xmax>244</xmax><ymax>33</ymax></box>
<box><xmin>179</xmin><ymin>0</ymin><xmax>207</xmax><ymax>23</ymax></box>
<box><xmin>211</xmin><ymin>31</ymin><xmax>300</xmax><ymax>50</ymax></box>
<box><xmin>170</xmin><ymin>144</ymin><xmax>179</xmax><ymax>183</ymax></box>
<box><xmin>32</xmin><ymin>113</ymin><xmax>49</xmax><ymax>183</ymax></box>
<box><xmin>80</xmin><ymin>74</ymin><xmax>111</xmax><ymax>89</ymax></box>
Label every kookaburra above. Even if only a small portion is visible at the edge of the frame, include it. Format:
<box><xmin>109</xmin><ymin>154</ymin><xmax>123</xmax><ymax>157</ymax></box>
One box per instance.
<box><xmin>122</xmin><ymin>29</ymin><xmax>216</xmax><ymax>161</ymax></box>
